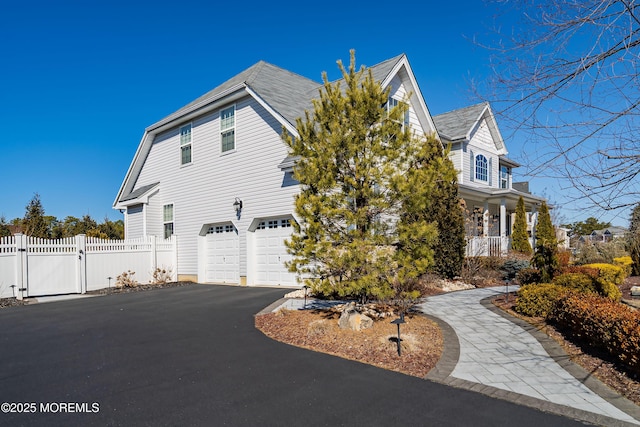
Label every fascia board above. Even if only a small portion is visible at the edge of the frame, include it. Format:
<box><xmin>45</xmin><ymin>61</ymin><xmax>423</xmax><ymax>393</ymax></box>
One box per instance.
<box><xmin>113</xmin><ymin>130</ymin><xmax>150</xmax><ymax>209</ymax></box>
<box><xmin>114</xmin><ymin>186</ymin><xmax>159</xmax><ymax>209</ymax></box>
<box><xmin>146</xmin><ymin>84</ymin><xmax>248</xmax><ymax>135</ymax></box>
<box><xmin>381</xmin><ymin>56</ymin><xmax>441</xmax><ymax>143</ymax></box>
<box><xmin>244</xmin><ymin>86</ymin><xmax>299</xmax><ymax>137</ymax></box>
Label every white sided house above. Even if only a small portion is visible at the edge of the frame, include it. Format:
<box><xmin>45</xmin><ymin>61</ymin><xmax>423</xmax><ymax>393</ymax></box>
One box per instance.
<box><xmin>433</xmin><ymin>103</ymin><xmax>545</xmax><ymax>256</ymax></box>
<box><xmin>114</xmin><ymin>54</ymin><xmax>543</xmax><ymax>285</ymax></box>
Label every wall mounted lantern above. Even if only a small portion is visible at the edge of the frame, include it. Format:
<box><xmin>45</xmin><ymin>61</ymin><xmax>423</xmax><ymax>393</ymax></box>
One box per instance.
<box><xmin>233</xmin><ymin>197</ymin><xmax>243</xmax><ymax>213</ymax></box>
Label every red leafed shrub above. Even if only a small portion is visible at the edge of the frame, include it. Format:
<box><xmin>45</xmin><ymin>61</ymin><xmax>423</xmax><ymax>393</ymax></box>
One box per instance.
<box><xmin>549</xmin><ymin>293</ymin><xmax>640</xmax><ymax>377</ymax></box>
<box><xmin>558</xmin><ymin>265</ymin><xmax>599</xmax><ymax>278</ymax></box>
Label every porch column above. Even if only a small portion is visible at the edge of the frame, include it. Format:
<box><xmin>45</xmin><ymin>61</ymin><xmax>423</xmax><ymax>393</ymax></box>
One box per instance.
<box><xmin>530</xmin><ymin>205</ymin><xmax>539</xmax><ymax>248</ymax></box>
<box><xmin>500</xmin><ymin>198</ymin><xmax>507</xmax><ymax>237</ymax></box>
<box><xmin>483</xmin><ymin>201</ymin><xmax>489</xmax><ymax>237</ymax></box>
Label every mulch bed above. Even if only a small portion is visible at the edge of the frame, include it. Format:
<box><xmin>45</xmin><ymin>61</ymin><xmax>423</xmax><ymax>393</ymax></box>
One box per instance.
<box><xmin>85</xmin><ymin>281</ymin><xmax>193</xmax><ymax>295</ymax></box>
<box><xmin>256</xmin><ymin>309</ymin><xmax>443</xmax><ymax>378</ymax></box>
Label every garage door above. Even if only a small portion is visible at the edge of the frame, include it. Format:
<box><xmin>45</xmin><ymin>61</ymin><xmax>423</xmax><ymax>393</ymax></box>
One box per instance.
<box><xmin>255</xmin><ymin>218</ymin><xmax>297</xmax><ymax>286</ymax></box>
<box><xmin>205</xmin><ymin>224</ymin><xmax>239</xmax><ymax>283</ymax></box>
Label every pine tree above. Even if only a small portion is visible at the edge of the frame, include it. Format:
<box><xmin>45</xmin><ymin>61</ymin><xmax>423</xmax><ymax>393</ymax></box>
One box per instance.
<box><xmin>22</xmin><ymin>193</ymin><xmax>49</xmax><ymax>238</ymax></box>
<box><xmin>531</xmin><ymin>201</ymin><xmax>558</xmax><ymax>282</ymax></box>
<box><xmin>628</xmin><ymin>203</ymin><xmax>640</xmax><ymax>275</ymax></box>
<box><xmin>284</xmin><ymin>51</ymin><xmax>444</xmax><ymax>302</ymax></box>
<box><xmin>511</xmin><ymin>196</ymin><xmax>532</xmax><ymax>255</ymax></box>
<box><xmin>422</xmin><ymin>145</ymin><xmax>465</xmax><ymax>279</ymax></box>
<box><xmin>0</xmin><ymin>216</ymin><xmax>11</xmax><ymax>238</ymax></box>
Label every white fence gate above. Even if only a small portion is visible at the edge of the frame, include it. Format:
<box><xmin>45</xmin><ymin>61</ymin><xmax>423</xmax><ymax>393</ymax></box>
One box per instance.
<box><xmin>0</xmin><ymin>234</ymin><xmax>176</xmax><ymax>300</ymax></box>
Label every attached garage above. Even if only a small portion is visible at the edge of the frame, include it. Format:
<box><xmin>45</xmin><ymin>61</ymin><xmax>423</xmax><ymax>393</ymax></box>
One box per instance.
<box><xmin>204</xmin><ymin>224</ymin><xmax>239</xmax><ymax>284</ymax></box>
<box><xmin>254</xmin><ymin>218</ymin><xmax>297</xmax><ymax>286</ymax></box>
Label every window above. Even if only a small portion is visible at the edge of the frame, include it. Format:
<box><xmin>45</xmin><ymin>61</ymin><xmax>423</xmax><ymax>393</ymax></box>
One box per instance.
<box><xmin>386</xmin><ymin>97</ymin><xmax>410</xmax><ymax>128</ymax></box>
<box><xmin>220</xmin><ymin>106</ymin><xmax>235</xmax><ymax>153</ymax></box>
<box><xmin>180</xmin><ymin>124</ymin><xmax>192</xmax><ymax>165</ymax></box>
<box><xmin>500</xmin><ymin>165</ymin><xmax>510</xmax><ymax>189</ymax></box>
<box><xmin>163</xmin><ymin>204</ymin><xmax>174</xmax><ymax>239</ymax></box>
<box><xmin>475</xmin><ymin>154</ymin><xmax>488</xmax><ymax>182</ymax></box>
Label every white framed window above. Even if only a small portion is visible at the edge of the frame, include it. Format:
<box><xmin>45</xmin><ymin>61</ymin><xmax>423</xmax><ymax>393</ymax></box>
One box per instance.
<box><xmin>220</xmin><ymin>106</ymin><xmax>235</xmax><ymax>153</ymax></box>
<box><xmin>180</xmin><ymin>124</ymin><xmax>192</xmax><ymax>165</ymax></box>
<box><xmin>163</xmin><ymin>204</ymin><xmax>174</xmax><ymax>239</ymax></box>
<box><xmin>475</xmin><ymin>154</ymin><xmax>488</xmax><ymax>182</ymax></box>
<box><xmin>500</xmin><ymin>165</ymin><xmax>510</xmax><ymax>189</ymax></box>
<box><xmin>386</xmin><ymin>97</ymin><xmax>410</xmax><ymax>128</ymax></box>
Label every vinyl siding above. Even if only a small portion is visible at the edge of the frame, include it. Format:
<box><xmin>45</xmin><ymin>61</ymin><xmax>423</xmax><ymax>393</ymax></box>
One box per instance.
<box><xmin>126</xmin><ymin>95</ymin><xmax>298</xmax><ymax>277</ymax></box>
<box><xmin>447</xmin><ymin>142</ymin><xmax>463</xmax><ymax>182</ymax></box>
<box><xmin>460</xmin><ymin>119</ymin><xmax>500</xmax><ymax>188</ymax></box>
<box><xmin>388</xmin><ymin>75</ymin><xmax>424</xmax><ymax>135</ymax></box>
<box><xmin>146</xmin><ymin>192</ymin><xmax>162</xmax><ymax>237</ymax></box>
<box><xmin>126</xmin><ymin>204</ymin><xmax>144</xmax><ymax>238</ymax></box>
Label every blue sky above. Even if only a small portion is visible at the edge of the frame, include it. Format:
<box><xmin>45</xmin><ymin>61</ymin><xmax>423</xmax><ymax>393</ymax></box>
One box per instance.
<box><xmin>0</xmin><ymin>0</ymin><xmax>628</xmax><ymax>226</ymax></box>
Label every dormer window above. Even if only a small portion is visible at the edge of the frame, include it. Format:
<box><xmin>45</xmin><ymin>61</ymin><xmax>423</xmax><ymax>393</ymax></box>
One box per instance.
<box><xmin>475</xmin><ymin>154</ymin><xmax>488</xmax><ymax>182</ymax></box>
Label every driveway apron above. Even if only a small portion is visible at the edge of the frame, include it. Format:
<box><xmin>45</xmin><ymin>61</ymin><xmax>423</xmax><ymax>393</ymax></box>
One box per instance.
<box><xmin>420</xmin><ymin>287</ymin><xmax>640</xmax><ymax>425</ymax></box>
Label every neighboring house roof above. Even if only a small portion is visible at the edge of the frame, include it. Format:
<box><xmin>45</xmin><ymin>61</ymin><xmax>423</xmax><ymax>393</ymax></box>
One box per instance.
<box><xmin>114</xmin><ymin>54</ymin><xmax>437</xmax><ymax>207</ymax></box>
<box><xmin>590</xmin><ymin>226</ymin><xmax>627</xmax><ymax>237</ymax></box>
<box><xmin>432</xmin><ymin>102</ymin><xmax>506</xmax><ymax>153</ymax></box>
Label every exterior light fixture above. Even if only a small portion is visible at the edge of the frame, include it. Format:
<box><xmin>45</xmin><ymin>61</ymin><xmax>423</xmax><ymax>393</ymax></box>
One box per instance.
<box><xmin>391</xmin><ymin>312</ymin><xmax>406</xmax><ymax>356</ymax></box>
<box><xmin>233</xmin><ymin>198</ymin><xmax>243</xmax><ymax>213</ymax></box>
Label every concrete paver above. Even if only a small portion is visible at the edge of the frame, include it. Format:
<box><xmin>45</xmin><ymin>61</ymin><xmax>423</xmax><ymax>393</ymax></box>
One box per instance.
<box><xmin>420</xmin><ymin>286</ymin><xmax>640</xmax><ymax>426</ymax></box>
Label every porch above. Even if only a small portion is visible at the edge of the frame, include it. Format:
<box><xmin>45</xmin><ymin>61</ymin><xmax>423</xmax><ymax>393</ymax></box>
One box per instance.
<box><xmin>460</xmin><ymin>185</ymin><xmax>544</xmax><ymax>257</ymax></box>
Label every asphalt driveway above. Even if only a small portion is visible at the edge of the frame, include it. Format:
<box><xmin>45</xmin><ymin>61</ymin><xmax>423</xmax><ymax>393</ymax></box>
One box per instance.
<box><xmin>0</xmin><ymin>285</ymin><xmax>586</xmax><ymax>426</ymax></box>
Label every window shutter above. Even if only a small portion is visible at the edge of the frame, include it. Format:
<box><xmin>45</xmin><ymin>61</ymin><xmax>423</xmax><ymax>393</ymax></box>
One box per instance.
<box><xmin>470</xmin><ymin>150</ymin><xmax>475</xmax><ymax>182</ymax></box>
<box><xmin>488</xmin><ymin>158</ymin><xmax>494</xmax><ymax>186</ymax></box>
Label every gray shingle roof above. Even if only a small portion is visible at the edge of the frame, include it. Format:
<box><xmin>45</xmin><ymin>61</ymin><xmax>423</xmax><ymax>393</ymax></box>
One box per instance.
<box><xmin>151</xmin><ymin>61</ymin><xmax>321</xmax><ymax>130</ymax></box>
<box><xmin>154</xmin><ymin>54</ymin><xmax>407</xmax><ymax>131</ymax></box>
<box><xmin>432</xmin><ymin>102</ymin><xmax>488</xmax><ymax>141</ymax></box>
<box><xmin>120</xmin><ymin>182</ymin><xmax>159</xmax><ymax>202</ymax></box>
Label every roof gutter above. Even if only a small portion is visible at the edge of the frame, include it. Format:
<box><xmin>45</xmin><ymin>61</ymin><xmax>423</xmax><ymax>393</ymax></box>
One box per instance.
<box><xmin>146</xmin><ymin>83</ymin><xmax>248</xmax><ymax>135</ymax></box>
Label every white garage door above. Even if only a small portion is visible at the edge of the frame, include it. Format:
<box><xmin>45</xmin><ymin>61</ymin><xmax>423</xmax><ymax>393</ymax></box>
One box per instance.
<box><xmin>255</xmin><ymin>218</ymin><xmax>297</xmax><ymax>286</ymax></box>
<box><xmin>205</xmin><ymin>224</ymin><xmax>239</xmax><ymax>284</ymax></box>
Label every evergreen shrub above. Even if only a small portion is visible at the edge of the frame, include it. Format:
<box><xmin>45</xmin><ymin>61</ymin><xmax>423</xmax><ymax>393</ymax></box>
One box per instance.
<box><xmin>501</xmin><ymin>259</ymin><xmax>530</xmax><ymax>280</ymax></box>
<box><xmin>515</xmin><ymin>283</ymin><xmax>569</xmax><ymax>318</ymax></box>
<box><xmin>551</xmin><ymin>273</ymin><xmax>598</xmax><ymax>294</ymax></box>
<box><xmin>583</xmin><ymin>263</ymin><xmax>625</xmax><ymax>301</ymax></box>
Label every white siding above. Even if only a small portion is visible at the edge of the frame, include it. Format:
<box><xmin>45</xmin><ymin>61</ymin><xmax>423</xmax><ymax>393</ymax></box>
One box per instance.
<box><xmin>460</xmin><ymin>119</ymin><xmax>500</xmax><ymax>188</ymax></box>
<box><xmin>126</xmin><ymin>204</ymin><xmax>144</xmax><ymax>238</ymax></box>
<box><xmin>146</xmin><ymin>191</ymin><xmax>162</xmax><ymax>237</ymax></box>
<box><xmin>126</xmin><ymin>95</ymin><xmax>298</xmax><ymax>278</ymax></box>
<box><xmin>388</xmin><ymin>75</ymin><xmax>424</xmax><ymax>135</ymax></box>
<box><xmin>447</xmin><ymin>142</ymin><xmax>463</xmax><ymax>183</ymax></box>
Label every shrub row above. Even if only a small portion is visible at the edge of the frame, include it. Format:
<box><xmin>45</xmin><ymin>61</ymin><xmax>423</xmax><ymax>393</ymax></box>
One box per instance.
<box><xmin>516</xmin><ymin>262</ymin><xmax>624</xmax><ymax>301</ymax></box>
<box><xmin>548</xmin><ymin>293</ymin><xmax>640</xmax><ymax>377</ymax></box>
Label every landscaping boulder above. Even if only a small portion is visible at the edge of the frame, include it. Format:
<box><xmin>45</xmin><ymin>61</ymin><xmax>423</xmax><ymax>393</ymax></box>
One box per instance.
<box><xmin>631</xmin><ymin>286</ymin><xmax>640</xmax><ymax>297</ymax></box>
<box><xmin>338</xmin><ymin>305</ymin><xmax>373</xmax><ymax>331</ymax></box>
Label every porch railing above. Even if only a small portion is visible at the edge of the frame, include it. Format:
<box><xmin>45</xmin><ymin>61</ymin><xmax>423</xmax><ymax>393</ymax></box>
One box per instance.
<box><xmin>465</xmin><ymin>236</ymin><xmax>511</xmax><ymax>257</ymax></box>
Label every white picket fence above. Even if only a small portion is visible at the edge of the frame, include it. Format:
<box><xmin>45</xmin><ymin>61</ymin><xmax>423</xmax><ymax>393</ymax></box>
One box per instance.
<box><xmin>0</xmin><ymin>234</ymin><xmax>177</xmax><ymax>300</ymax></box>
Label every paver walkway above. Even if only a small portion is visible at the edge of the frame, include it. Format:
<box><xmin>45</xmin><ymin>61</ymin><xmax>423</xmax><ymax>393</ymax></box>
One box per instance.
<box><xmin>419</xmin><ymin>286</ymin><xmax>640</xmax><ymax>426</ymax></box>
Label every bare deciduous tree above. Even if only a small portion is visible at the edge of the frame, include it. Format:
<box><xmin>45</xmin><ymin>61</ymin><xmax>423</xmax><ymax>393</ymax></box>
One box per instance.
<box><xmin>477</xmin><ymin>0</ymin><xmax>640</xmax><ymax>212</ymax></box>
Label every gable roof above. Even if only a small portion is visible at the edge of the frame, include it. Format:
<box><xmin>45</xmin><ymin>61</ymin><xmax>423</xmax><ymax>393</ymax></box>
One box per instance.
<box><xmin>433</xmin><ymin>103</ymin><xmax>487</xmax><ymax>141</ymax></box>
<box><xmin>114</xmin><ymin>54</ymin><xmax>437</xmax><ymax>207</ymax></box>
<box><xmin>433</xmin><ymin>102</ymin><xmax>506</xmax><ymax>153</ymax></box>
<box><xmin>149</xmin><ymin>61</ymin><xmax>320</xmax><ymax>134</ymax></box>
